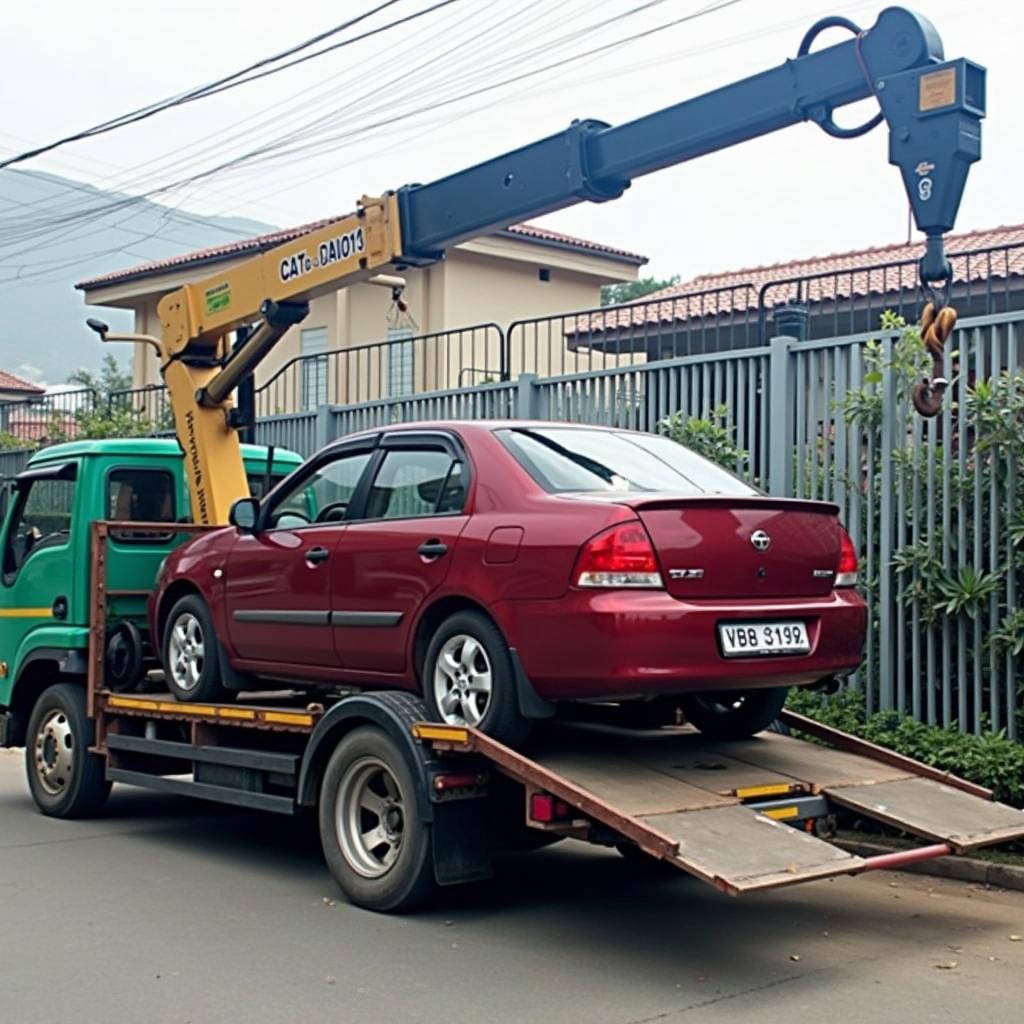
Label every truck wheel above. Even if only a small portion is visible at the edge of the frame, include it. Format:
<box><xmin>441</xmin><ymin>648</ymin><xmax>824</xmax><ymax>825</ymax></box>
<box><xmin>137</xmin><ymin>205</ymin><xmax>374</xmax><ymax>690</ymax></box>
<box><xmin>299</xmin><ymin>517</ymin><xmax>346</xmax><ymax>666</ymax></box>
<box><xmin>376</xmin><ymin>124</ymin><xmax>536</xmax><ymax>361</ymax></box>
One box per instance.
<box><xmin>25</xmin><ymin>683</ymin><xmax>110</xmax><ymax>818</ymax></box>
<box><xmin>318</xmin><ymin>726</ymin><xmax>435</xmax><ymax>913</ymax></box>
<box><xmin>423</xmin><ymin>610</ymin><xmax>530</xmax><ymax>747</ymax></box>
<box><xmin>163</xmin><ymin>595</ymin><xmax>228</xmax><ymax>703</ymax></box>
<box><xmin>679</xmin><ymin>686</ymin><xmax>789</xmax><ymax>741</ymax></box>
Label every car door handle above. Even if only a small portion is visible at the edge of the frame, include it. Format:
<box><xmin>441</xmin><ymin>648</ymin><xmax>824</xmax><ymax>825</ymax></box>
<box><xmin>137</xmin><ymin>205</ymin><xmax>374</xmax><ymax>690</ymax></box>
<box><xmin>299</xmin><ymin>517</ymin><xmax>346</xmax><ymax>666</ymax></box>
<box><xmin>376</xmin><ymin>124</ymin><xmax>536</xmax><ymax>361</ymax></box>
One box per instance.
<box><xmin>305</xmin><ymin>546</ymin><xmax>331</xmax><ymax>565</ymax></box>
<box><xmin>418</xmin><ymin>539</ymin><xmax>448</xmax><ymax>559</ymax></box>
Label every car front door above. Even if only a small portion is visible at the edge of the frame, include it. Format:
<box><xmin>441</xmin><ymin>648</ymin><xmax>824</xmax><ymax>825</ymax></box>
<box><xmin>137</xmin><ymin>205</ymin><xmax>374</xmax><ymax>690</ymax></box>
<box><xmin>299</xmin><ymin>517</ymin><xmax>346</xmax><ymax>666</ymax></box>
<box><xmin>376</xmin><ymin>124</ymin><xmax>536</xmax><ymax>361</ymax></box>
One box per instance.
<box><xmin>332</xmin><ymin>434</ymin><xmax>469</xmax><ymax>676</ymax></box>
<box><xmin>223</xmin><ymin>439</ymin><xmax>376</xmax><ymax>672</ymax></box>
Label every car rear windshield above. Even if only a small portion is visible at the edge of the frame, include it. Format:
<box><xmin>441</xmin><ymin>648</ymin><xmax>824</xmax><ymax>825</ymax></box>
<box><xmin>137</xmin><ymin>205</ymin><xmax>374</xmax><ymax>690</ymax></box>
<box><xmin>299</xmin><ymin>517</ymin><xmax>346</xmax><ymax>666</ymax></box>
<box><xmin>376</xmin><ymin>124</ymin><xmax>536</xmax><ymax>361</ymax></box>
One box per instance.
<box><xmin>497</xmin><ymin>427</ymin><xmax>758</xmax><ymax>496</ymax></box>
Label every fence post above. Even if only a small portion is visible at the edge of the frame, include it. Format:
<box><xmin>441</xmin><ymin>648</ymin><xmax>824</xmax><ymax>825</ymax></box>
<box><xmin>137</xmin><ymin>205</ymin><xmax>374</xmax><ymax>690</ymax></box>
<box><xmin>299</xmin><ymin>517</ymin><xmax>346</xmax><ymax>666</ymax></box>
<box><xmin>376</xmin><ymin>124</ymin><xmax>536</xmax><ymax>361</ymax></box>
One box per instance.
<box><xmin>314</xmin><ymin>404</ymin><xmax>333</xmax><ymax>452</ymax></box>
<box><xmin>516</xmin><ymin>373</ymin><xmax>539</xmax><ymax>419</ymax></box>
<box><xmin>766</xmin><ymin>334</ymin><xmax>795</xmax><ymax>496</ymax></box>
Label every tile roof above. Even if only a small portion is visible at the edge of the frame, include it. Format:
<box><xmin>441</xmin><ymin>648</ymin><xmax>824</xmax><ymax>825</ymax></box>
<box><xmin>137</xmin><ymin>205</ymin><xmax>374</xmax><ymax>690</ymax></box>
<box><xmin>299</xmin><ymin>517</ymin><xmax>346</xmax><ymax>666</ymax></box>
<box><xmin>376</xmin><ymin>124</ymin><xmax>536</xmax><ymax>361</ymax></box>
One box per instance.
<box><xmin>574</xmin><ymin>223</ymin><xmax>1024</xmax><ymax>335</ymax></box>
<box><xmin>75</xmin><ymin>217</ymin><xmax>646</xmax><ymax>291</ymax></box>
<box><xmin>0</xmin><ymin>370</ymin><xmax>45</xmax><ymax>394</ymax></box>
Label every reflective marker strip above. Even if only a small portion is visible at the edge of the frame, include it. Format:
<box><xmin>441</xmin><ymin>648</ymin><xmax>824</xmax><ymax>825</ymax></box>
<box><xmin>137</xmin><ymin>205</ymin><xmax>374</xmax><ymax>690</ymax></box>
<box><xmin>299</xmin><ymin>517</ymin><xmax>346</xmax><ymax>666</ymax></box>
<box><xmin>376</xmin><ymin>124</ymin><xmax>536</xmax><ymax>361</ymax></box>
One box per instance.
<box><xmin>762</xmin><ymin>806</ymin><xmax>800</xmax><ymax>821</ymax></box>
<box><xmin>412</xmin><ymin>723</ymin><xmax>471</xmax><ymax>743</ymax></box>
<box><xmin>736</xmin><ymin>783</ymin><xmax>797</xmax><ymax>799</ymax></box>
<box><xmin>263</xmin><ymin>711</ymin><xmax>314</xmax><ymax>727</ymax></box>
<box><xmin>0</xmin><ymin>608</ymin><xmax>51</xmax><ymax>618</ymax></box>
<box><xmin>105</xmin><ymin>695</ymin><xmax>312</xmax><ymax>727</ymax></box>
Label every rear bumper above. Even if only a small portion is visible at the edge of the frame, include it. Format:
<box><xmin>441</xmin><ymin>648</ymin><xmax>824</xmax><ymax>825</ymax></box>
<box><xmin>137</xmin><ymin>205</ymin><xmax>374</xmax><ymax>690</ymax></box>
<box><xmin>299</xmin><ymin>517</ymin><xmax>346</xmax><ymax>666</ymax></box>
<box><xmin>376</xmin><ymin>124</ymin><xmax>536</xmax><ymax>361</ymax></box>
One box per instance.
<box><xmin>494</xmin><ymin>589</ymin><xmax>867</xmax><ymax>700</ymax></box>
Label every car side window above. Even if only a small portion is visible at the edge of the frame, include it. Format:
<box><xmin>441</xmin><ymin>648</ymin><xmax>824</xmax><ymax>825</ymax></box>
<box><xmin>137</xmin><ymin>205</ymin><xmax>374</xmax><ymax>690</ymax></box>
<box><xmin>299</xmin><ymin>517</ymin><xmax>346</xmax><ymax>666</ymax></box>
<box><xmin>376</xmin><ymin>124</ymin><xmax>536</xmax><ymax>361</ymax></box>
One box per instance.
<box><xmin>266</xmin><ymin>450</ymin><xmax>372</xmax><ymax>529</ymax></box>
<box><xmin>3</xmin><ymin>477</ymin><xmax>75</xmax><ymax>579</ymax></box>
<box><xmin>363</xmin><ymin>449</ymin><xmax>460</xmax><ymax>521</ymax></box>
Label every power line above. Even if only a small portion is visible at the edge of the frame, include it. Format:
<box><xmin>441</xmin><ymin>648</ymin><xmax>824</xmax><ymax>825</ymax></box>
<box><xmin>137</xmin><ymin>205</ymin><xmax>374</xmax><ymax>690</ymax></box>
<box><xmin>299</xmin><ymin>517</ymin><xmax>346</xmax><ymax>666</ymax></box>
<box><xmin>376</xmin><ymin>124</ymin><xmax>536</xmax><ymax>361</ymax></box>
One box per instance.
<box><xmin>0</xmin><ymin>0</ymin><xmax>743</xmax><ymax>282</ymax></box>
<box><xmin>0</xmin><ymin>0</ymin><xmax>461</xmax><ymax>171</ymax></box>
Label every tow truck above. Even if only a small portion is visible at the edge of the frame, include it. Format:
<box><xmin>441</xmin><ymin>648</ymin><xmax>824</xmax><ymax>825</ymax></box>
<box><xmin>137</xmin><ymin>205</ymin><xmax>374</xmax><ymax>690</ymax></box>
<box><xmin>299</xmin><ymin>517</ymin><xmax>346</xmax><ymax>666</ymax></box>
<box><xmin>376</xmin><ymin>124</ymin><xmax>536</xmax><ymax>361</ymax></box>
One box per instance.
<box><xmin>4</xmin><ymin>9</ymin><xmax>1021</xmax><ymax>913</ymax></box>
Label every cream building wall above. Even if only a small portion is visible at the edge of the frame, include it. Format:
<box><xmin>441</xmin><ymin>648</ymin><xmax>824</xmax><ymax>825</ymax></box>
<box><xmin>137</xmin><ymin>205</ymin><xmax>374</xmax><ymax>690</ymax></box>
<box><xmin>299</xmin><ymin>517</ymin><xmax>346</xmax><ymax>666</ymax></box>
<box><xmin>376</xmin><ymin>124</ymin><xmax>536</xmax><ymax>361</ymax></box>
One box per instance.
<box><xmin>80</xmin><ymin>230</ymin><xmax>642</xmax><ymax>412</ymax></box>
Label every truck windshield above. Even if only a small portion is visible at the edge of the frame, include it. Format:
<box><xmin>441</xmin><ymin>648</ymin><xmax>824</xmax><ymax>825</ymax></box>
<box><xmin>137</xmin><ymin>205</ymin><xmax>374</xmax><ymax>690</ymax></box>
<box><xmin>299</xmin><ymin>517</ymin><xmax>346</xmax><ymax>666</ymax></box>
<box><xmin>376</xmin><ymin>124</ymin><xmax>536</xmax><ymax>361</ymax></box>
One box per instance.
<box><xmin>497</xmin><ymin>427</ymin><xmax>757</xmax><ymax>496</ymax></box>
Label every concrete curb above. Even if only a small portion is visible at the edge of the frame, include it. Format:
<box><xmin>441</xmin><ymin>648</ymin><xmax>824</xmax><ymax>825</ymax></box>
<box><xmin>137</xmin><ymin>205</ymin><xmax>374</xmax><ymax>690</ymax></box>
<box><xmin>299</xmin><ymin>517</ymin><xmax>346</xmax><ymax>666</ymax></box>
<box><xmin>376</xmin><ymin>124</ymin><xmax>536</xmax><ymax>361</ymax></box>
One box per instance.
<box><xmin>835</xmin><ymin>833</ymin><xmax>1024</xmax><ymax>891</ymax></box>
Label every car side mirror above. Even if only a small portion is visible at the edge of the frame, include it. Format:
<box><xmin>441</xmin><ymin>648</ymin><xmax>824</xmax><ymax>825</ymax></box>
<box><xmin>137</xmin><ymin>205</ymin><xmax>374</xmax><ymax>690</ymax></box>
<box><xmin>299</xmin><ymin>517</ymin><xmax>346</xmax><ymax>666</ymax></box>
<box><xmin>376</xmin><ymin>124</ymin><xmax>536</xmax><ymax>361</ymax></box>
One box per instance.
<box><xmin>229</xmin><ymin>497</ymin><xmax>259</xmax><ymax>533</ymax></box>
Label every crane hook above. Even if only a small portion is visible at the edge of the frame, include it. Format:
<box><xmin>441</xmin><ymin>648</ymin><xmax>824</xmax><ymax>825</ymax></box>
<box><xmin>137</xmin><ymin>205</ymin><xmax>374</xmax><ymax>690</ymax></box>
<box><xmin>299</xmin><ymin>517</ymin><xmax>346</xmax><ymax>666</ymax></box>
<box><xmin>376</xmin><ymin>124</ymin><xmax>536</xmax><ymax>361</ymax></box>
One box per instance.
<box><xmin>912</xmin><ymin>236</ymin><xmax>957</xmax><ymax>418</ymax></box>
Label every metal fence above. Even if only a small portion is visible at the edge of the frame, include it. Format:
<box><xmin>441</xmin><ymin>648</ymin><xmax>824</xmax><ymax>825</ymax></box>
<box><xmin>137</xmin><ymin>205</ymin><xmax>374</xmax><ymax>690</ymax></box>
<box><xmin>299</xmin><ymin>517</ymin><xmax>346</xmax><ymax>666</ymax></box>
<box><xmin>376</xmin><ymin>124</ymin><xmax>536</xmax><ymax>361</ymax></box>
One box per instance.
<box><xmin>279</xmin><ymin>310</ymin><xmax>1020</xmax><ymax>741</ymax></box>
<box><xmin>254</xmin><ymin>323</ymin><xmax>506</xmax><ymax>417</ymax></box>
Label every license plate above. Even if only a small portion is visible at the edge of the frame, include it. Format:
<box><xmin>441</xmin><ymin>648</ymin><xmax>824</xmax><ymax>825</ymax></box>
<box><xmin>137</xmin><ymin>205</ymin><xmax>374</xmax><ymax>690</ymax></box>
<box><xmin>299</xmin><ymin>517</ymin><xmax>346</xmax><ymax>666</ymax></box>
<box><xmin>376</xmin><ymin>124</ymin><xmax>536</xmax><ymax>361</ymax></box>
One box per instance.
<box><xmin>718</xmin><ymin>621</ymin><xmax>810</xmax><ymax>658</ymax></box>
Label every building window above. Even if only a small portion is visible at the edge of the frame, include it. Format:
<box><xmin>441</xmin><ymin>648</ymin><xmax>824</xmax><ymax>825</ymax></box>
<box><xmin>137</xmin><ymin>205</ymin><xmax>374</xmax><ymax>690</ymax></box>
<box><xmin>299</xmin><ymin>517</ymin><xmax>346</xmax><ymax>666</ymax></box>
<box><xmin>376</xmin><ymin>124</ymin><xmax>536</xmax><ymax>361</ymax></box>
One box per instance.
<box><xmin>386</xmin><ymin>327</ymin><xmax>415</xmax><ymax>398</ymax></box>
<box><xmin>300</xmin><ymin>326</ymin><xmax>329</xmax><ymax>410</ymax></box>
<box><xmin>538</xmin><ymin>267</ymin><xmax>551</xmax><ymax>282</ymax></box>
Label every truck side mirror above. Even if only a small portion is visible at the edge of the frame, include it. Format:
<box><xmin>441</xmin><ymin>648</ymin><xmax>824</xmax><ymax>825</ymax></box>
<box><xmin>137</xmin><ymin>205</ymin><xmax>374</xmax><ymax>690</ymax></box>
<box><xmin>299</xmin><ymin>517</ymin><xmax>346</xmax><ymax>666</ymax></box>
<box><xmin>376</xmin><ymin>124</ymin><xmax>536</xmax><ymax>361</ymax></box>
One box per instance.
<box><xmin>229</xmin><ymin>497</ymin><xmax>259</xmax><ymax>533</ymax></box>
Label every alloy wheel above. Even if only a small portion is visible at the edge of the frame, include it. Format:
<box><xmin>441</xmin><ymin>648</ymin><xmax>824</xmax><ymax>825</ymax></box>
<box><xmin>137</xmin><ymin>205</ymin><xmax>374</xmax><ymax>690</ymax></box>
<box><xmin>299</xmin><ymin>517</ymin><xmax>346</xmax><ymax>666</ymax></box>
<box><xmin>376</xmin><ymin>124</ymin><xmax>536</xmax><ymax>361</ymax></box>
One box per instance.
<box><xmin>168</xmin><ymin>612</ymin><xmax>205</xmax><ymax>694</ymax></box>
<box><xmin>433</xmin><ymin>633</ymin><xmax>493</xmax><ymax>727</ymax></box>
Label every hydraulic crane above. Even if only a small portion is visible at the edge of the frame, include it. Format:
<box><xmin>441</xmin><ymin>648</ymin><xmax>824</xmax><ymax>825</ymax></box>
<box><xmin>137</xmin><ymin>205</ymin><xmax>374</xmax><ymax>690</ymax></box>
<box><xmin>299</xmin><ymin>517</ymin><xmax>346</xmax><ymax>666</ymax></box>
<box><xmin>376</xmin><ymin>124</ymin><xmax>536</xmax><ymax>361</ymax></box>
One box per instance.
<box><xmin>88</xmin><ymin>8</ymin><xmax>985</xmax><ymax>525</ymax></box>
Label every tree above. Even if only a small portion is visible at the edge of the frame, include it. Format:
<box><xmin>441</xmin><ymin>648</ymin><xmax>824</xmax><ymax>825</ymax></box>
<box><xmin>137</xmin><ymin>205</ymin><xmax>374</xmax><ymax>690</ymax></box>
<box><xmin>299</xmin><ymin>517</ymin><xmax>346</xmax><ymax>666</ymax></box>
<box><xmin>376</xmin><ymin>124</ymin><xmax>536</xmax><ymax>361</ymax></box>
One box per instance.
<box><xmin>600</xmin><ymin>275</ymin><xmax>680</xmax><ymax>307</ymax></box>
<box><xmin>62</xmin><ymin>354</ymin><xmax>155</xmax><ymax>441</ymax></box>
<box><xmin>67</xmin><ymin>353</ymin><xmax>132</xmax><ymax>395</ymax></box>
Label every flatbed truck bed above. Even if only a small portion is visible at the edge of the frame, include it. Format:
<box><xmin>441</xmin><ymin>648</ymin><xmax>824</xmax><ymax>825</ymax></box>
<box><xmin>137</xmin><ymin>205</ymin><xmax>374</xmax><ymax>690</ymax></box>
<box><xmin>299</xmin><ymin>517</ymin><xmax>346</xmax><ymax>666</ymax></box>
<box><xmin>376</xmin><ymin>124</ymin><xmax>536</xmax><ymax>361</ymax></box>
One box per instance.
<box><xmin>9</xmin><ymin>520</ymin><xmax>1022</xmax><ymax>913</ymax></box>
<box><xmin>91</xmin><ymin>688</ymin><xmax>1024</xmax><ymax>908</ymax></box>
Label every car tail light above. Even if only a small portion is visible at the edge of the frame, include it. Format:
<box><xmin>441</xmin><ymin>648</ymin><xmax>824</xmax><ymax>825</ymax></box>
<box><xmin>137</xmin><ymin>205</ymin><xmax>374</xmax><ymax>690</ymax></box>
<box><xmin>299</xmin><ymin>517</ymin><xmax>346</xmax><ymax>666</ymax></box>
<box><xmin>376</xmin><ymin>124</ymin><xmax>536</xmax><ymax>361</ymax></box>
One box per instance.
<box><xmin>835</xmin><ymin>528</ymin><xmax>858</xmax><ymax>587</ymax></box>
<box><xmin>574</xmin><ymin>521</ymin><xmax>663</xmax><ymax>589</ymax></box>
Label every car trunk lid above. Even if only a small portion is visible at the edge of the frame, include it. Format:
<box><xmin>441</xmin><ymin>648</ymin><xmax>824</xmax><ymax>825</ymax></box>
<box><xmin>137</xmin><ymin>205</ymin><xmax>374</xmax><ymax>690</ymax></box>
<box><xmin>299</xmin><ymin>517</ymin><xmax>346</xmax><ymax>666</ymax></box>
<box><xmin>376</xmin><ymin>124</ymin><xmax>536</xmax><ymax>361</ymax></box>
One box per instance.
<box><xmin>613</xmin><ymin>495</ymin><xmax>842</xmax><ymax>599</ymax></box>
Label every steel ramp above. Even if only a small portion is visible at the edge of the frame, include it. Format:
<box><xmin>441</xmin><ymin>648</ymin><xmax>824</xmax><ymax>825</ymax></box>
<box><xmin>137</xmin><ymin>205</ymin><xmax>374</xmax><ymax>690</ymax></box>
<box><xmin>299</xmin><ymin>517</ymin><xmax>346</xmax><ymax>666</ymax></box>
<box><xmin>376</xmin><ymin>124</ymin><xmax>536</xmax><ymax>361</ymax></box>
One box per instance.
<box><xmin>825</xmin><ymin>777</ymin><xmax>1024</xmax><ymax>853</ymax></box>
<box><xmin>645</xmin><ymin>805</ymin><xmax>863</xmax><ymax>894</ymax></box>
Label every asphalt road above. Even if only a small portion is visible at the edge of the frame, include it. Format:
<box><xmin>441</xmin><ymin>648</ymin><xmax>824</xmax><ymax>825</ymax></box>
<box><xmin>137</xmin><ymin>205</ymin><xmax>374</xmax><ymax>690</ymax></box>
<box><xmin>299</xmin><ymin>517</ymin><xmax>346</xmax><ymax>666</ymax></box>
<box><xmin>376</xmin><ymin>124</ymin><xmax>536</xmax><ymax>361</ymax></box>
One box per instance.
<box><xmin>2</xmin><ymin>749</ymin><xmax>1022</xmax><ymax>1024</ymax></box>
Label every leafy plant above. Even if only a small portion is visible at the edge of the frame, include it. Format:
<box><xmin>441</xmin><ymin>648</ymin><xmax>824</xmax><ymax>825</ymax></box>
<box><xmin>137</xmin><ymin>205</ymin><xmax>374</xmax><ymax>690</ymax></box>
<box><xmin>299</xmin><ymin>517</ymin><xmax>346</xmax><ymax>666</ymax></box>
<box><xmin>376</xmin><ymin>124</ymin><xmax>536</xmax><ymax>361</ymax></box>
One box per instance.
<box><xmin>931</xmin><ymin>565</ymin><xmax>1002</xmax><ymax>620</ymax></box>
<box><xmin>658</xmin><ymin>404</ymin><xmax>748</xmax><ymax>470</ymax></box>
<box><xmin>787</xmin><ymin>688</ymin><xmax>1024</xmax><ymax>806</ymax></box>
<box><xmin>990</xmin><ymin>609</ymin><xmax>1024</xmax><ymax>658</ymax></box>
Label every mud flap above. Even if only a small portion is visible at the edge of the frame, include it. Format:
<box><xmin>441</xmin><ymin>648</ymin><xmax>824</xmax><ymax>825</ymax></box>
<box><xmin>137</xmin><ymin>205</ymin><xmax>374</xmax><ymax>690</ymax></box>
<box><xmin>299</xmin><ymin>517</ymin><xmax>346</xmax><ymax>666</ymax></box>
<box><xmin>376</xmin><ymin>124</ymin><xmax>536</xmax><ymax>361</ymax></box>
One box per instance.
<box><xmin>431</xmin><ymin>797</ymin><xmax>494</xmax><ymax>886</ymax></box>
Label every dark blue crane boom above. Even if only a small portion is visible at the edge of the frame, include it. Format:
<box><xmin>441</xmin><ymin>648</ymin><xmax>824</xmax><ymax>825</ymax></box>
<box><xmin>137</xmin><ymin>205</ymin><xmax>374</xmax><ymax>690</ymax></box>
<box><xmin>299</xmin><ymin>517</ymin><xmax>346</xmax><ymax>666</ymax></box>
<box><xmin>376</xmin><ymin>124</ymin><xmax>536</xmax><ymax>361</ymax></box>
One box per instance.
<box><xmin>397</xmin><ymin>7</ymin><xmax>984</xmax><ymax>284</ymax></box>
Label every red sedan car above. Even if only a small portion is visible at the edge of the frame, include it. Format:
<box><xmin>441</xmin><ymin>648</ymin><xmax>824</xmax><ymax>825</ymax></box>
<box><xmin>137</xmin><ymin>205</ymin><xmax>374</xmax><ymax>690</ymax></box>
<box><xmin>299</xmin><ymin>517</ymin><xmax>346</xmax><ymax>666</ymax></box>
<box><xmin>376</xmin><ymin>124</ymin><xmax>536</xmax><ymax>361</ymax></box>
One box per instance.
<box><xmin>150</xmin><ymin>421</ymin><xmax>866</xmax><ymax>744</ymax></box>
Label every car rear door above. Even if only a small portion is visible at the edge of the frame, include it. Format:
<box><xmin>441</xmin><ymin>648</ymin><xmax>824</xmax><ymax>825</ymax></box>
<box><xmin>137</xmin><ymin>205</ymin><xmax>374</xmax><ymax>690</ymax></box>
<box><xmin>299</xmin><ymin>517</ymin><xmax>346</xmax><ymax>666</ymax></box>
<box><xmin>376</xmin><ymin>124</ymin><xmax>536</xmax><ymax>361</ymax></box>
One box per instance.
<box><xmin>223</xmin><ymin>438</ymin><xmax>376</xmax><ymax>670</ymax></box>
<box><xmin>331</xmin><ymin>433</ymin><xmax>469</xmax><ymax>676</ymax></box>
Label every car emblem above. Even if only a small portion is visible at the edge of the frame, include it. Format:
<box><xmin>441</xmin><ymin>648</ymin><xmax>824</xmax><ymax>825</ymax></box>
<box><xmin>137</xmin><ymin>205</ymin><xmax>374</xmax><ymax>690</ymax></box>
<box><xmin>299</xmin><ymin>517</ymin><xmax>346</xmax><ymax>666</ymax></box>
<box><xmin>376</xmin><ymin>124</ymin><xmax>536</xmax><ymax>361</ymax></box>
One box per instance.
<box><xmin>750</xmin><ymin>530</ymin><xmax>771</xmax><ymax>552</ymax></box>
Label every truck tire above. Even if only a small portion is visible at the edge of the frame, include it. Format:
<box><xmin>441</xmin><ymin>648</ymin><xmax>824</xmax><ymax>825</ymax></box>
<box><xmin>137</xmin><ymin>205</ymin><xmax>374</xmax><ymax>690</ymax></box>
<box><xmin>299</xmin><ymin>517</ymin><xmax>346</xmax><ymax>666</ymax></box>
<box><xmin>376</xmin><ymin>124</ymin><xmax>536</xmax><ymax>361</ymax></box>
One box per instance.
<box><xmin>162</xmin><ymin>595</ymin><xmax>229</xmax><ymax>703</ymax></box>
<box><xmin>423</xmin><ymin>610</ymin><xmax>530</xmax><ymax>747</ymax></box>
<box><xmin>679</xmin><ymin>686</ymin><xmax>789</xmax><ymax>741</ymax></box>
<box><xmin>25</xmin><ymin>683</ymin><xmax>110</xmax><ymax>818</ymax></box>
<box><xmin>318</xmin><ymin>726</ymin><xmax>435</xmax><ymax>913</ymax></box>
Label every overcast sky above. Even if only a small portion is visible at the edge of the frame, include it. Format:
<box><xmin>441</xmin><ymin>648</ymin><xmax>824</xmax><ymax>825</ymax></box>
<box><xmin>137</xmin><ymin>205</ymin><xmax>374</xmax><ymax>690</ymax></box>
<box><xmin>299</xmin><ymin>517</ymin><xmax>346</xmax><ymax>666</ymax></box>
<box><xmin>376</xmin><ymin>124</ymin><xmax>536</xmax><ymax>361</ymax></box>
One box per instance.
<box><xmin>2</xmin><ymin>0</ymin><xmax>1018</xmax><ymax>283</ymax></box>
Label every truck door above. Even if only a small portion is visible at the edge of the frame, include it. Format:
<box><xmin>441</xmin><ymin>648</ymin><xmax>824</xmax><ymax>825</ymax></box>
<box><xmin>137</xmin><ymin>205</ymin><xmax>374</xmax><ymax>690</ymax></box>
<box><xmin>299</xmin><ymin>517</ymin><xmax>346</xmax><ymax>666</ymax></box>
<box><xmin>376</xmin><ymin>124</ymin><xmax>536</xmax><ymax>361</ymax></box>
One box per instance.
<box><xmin>332</xmin><ymin>435</ymin><xmax>469</xmax><ymax>676</ymax></box>
<box><xmin>223</xmin><ymin>439</ymin><xmax>376</xmax><ymax>670</ymax></box>
<box><xmin>0</xmin><ymin>462</ymin><xmax>79</xmax><ymax>691</ymax></box>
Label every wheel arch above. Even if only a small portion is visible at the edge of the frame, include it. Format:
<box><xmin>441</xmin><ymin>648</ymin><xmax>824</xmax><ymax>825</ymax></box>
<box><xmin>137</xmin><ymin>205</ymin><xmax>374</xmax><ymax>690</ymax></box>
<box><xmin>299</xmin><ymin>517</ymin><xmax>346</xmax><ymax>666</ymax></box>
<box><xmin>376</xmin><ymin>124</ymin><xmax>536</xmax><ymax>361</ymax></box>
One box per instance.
<box><xmin>297</xmin><ymin>691</ymin><xmax>437</xmax><ymax>818</ymax></box>
<box><xmin>6</xmin><ymin>650</ymin><xmax>86</xmax><ymax>747</ymax></box>
<box><xmin>412</xmin><ymin>594</ymin><xmax>554</xmax><ymax>720</ymax></box>
<box><xmin>153</xmin><ymin>579</ymin><xmax>202</xmax><ymax>652</ymax></box>
<box><xmin>411</xmin><ymin>594</ymin><xmax>501</xmax><ymax>686</ymax></box>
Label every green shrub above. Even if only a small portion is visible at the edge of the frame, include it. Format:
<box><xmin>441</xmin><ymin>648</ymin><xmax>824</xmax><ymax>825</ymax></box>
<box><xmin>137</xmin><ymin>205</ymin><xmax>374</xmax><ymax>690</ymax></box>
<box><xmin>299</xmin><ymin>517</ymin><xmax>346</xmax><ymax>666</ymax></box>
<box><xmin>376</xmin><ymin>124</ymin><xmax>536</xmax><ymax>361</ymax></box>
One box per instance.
<box><xmin>787</xmin><ymin>688</ymin><xmax>1024</xmax><ymax>807</ymax></box>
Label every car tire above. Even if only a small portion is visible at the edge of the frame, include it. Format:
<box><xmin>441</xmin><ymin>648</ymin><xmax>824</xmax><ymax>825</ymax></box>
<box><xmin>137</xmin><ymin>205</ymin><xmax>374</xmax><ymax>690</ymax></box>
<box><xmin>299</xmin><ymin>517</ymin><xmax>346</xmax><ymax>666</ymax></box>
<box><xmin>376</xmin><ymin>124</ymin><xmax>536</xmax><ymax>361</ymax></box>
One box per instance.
<box><xmin>162</xmin><ymin>594</ymin><xmax>229</xmax><ymax>703</ymax></box>
<box><xmin>679</xmin><ymin>686</ymin><xmax>789</xmax><ymax>741</ymax></box>
<box><xmin>318</xmin><ymin>726</ymin><xmax>435</xmax><ymax>913</ymax></box>
<box><xmin>25</xmin><ymin>683</ymin><xmax>110</xmax><ymax>818</ymax></box>
<box><xmin>423</xmin><ymin>610</ymin><xmax>530</xmax><ymax>747</ymax></box>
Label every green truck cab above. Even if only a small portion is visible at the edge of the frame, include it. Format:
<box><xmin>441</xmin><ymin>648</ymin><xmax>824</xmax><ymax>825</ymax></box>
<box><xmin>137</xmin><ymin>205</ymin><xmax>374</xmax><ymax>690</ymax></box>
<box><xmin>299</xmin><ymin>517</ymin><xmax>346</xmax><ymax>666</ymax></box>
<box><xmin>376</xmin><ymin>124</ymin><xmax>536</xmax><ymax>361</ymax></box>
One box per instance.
<box><xmin>0</xmin><ymin>438</ymin><xmax>301</xmax><ymax>749</ymax></box>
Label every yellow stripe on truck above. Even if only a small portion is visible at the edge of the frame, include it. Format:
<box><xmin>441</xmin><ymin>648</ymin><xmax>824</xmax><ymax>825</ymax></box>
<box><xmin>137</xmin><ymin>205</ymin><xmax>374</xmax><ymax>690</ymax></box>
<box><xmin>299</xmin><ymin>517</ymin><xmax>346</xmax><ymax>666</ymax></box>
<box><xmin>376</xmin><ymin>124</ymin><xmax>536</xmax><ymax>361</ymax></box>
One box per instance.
<box><xmin>0</xmin><ymin>608</ymin><xmax>51</xmax><ymax>618</ymax></box>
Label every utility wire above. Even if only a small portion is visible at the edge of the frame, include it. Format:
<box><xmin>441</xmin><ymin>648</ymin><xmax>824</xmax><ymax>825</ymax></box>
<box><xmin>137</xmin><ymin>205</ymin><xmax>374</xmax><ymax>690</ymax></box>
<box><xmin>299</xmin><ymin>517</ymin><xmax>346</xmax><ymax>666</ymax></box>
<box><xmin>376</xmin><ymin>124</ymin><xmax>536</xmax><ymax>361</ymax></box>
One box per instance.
<box><xmin>0</xmin><ymin>0</ymin><xmax>742</xmax><ymax>282</ymax></box>
<box><xmin>0</xmin><ymin>0</ymin><xmax>460</xmax><ymax>171</ymax></box>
